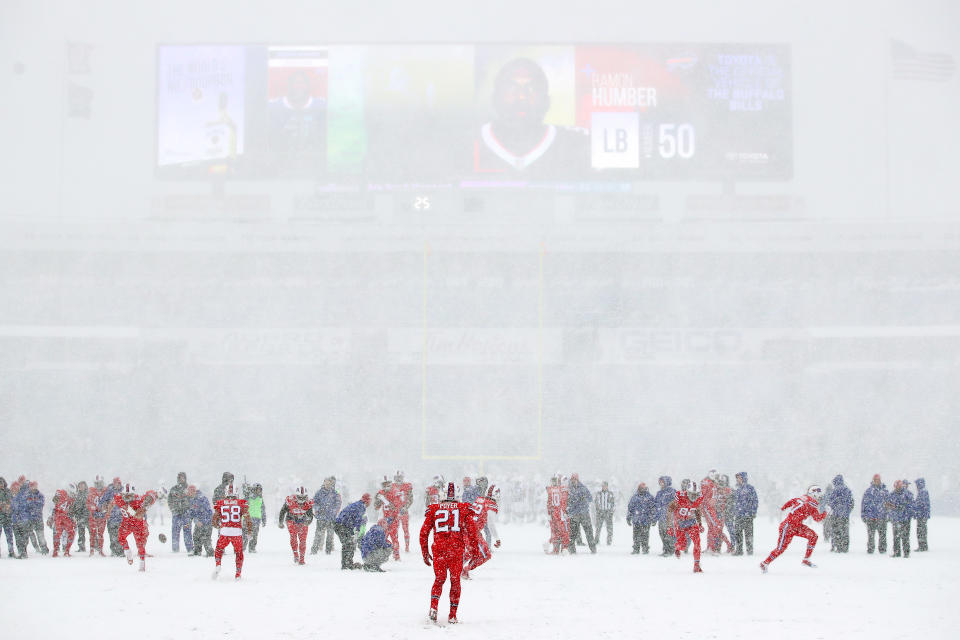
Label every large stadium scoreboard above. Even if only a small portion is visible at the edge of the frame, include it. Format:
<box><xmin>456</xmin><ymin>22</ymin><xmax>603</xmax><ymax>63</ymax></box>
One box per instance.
<box><xmin>157</xmin><ymin>43</ymin><xmax>791</xmax><ymax>185</ymax></box>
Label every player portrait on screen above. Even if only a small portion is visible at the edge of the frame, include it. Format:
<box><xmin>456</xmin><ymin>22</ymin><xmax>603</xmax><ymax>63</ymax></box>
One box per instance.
<box><xmin>267</xmin><ymin>49</ymin><xmax>328</xmax><ymax>177</ymax></box>
<box><xmin>269</xmin><ymin>71</ymin><xmax>326</xmax><ymax>151</ymax></box>
<box><xmin>473</xmin><ymin>55</ymin><xmax>589</xmax><ymax>178</ymax></box>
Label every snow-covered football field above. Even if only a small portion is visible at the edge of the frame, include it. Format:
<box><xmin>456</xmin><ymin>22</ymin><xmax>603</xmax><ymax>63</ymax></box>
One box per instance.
<box><xmin>2</xmin><ymin>517</ymin><xmax>956</xmax><ymax>639</ymax></box>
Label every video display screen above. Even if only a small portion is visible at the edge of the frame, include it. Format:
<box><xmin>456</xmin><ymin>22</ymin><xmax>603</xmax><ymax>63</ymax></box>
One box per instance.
<box><xmin>156</xmin><ymin>44</ymin><xmax>791</xmax><ymax>185</ymax></box>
